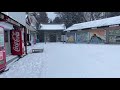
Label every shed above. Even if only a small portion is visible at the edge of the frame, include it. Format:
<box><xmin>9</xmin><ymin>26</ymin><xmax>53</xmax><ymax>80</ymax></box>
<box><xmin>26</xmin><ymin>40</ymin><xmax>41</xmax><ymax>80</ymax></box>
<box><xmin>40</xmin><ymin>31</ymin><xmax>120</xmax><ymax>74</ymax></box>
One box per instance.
<box><xmin>38</xmin><ymin>24</ymin><xmax>66</xmax><ymax>42</ymax></box>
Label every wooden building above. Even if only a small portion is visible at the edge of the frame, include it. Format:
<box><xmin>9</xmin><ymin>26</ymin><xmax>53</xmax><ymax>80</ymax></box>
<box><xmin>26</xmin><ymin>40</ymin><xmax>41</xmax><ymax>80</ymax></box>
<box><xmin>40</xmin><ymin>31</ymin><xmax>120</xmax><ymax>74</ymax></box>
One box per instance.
<box><xmin>65</xmin><ymin>15</ymin><xmax>120</xmax><ymax>44</ymax></box>
<box><xmin>38</xmin><ymin>24</ymin><xmax>66</xmax><ymax>42</ymax></box>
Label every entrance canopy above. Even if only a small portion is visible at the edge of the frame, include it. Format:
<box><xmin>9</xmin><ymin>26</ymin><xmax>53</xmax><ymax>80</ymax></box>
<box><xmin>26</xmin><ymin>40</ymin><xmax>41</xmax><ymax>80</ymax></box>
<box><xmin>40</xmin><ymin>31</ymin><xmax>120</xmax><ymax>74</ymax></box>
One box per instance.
<box><xmin>0</xmin><ymin>22</ymin><xmax>14</xmax><ymax>30</ymax></box>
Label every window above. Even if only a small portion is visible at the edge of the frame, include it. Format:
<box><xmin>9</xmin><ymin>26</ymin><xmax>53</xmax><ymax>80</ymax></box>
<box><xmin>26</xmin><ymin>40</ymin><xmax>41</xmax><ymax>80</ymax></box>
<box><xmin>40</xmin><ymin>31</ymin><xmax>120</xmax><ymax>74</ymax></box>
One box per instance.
<box><xmin>116</xmin><ymin>36</ymin><xmax>120</xmax><ymax>39</ymax></box>
<box><xmin>0</xmin><ymin>30</ymin><xmax>4</xmax><ymax>49</ymax></box>
<box><xmin>116</xmin><ymin>36</ymin><xmax>120</xmax><ymax>43</ymax></box>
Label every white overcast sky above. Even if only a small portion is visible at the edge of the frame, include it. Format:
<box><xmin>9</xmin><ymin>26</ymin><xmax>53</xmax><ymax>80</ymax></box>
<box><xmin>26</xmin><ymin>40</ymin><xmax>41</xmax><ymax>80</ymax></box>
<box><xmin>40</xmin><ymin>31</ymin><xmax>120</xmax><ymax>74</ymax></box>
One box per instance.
<box><xmin>47</xmin><ymin>12</ymin><xmax>57</xmax><ymax>20</ymax></box>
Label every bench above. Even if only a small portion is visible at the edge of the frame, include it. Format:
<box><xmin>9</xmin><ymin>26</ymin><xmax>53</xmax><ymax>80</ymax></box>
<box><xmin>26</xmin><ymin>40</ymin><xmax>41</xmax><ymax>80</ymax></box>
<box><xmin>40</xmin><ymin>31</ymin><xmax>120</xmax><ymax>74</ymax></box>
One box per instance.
<box><xmin>32</xmin><ymin>49</ymin><xmax>44</xmax><ymax>53</ymax></box>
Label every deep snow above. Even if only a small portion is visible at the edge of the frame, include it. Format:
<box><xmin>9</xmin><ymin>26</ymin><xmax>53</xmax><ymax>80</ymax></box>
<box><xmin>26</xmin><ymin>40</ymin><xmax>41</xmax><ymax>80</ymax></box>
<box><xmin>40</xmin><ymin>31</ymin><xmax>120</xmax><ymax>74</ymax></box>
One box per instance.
<box><xmin>1</xmin><ymin>43</ymin><xmax>120</xmax><ymax>78</ymax></box>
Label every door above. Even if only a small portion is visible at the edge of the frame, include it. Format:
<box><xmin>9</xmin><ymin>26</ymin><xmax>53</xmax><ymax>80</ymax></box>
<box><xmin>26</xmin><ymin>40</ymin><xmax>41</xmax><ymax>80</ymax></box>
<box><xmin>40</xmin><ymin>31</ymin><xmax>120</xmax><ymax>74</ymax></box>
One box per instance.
<box><xmin>50</xmin><ymin>34</ymin><xmax>56</xmax><ymax>42</ymax></box>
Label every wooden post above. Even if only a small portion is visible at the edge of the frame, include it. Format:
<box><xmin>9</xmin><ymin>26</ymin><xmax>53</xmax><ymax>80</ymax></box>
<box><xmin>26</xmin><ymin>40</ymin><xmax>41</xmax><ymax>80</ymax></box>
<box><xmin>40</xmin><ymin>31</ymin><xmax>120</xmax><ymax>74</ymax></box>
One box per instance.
<box><xmin>45</xmin><ymin>32</ymin><xmax>46</xmax><ymax>44</ymax></box>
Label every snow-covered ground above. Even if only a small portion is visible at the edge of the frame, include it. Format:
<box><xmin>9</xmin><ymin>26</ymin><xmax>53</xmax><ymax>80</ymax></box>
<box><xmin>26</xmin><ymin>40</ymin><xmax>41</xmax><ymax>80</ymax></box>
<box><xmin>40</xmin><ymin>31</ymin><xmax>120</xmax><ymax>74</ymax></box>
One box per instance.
<box><xmin>1</xmin><ymin>43</ymin><xmax>120</xmax><ymax>78</ymax></box>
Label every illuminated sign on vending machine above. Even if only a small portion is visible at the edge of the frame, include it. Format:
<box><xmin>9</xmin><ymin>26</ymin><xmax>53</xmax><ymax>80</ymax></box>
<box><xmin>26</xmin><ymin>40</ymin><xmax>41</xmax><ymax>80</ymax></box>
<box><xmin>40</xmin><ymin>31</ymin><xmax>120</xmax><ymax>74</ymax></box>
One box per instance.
<box><xmin>11</xmin><ymin>30</ymin><xmax>24</xmax><ymax>55</ymax></box>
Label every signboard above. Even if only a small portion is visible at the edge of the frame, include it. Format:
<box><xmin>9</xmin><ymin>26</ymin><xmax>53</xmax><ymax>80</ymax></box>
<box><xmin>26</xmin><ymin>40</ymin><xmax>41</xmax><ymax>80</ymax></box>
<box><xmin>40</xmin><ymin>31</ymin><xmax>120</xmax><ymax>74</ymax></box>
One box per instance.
<box><xmin>66</xmin><ymin>33</ymin><xmax>75</xmax><ymax>43</ymax></box>
<box><xmin>89</xmin><ymin>30</ymin><xmax>106</xmax><ymax>43</ymax></box>
<box><xmin>108</xmin><ymin>29</ymin><xmax>120</xmax><ymax>43</ymax></box>
<box><xmin>61</xmin><ymin>35</ymin><xmax>66</xmax><ymax>42</ymax></box>
<box><xmin>76</xmin><ymin>32</ymin><xmax>89</xmax><ymax>43</ymax></box>
<box><xmin>10</xmin><ymin>30</ymin><xmax>24</xmax><ymax>55</ymax></box>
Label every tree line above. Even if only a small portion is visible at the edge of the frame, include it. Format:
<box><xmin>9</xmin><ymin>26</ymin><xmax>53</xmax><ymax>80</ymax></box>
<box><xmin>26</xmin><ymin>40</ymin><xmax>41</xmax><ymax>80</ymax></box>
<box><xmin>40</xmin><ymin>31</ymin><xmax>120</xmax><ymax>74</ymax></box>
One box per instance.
<box><xmin>54</xmin><ymin>12</ymin><xmax>120</xmax><ymax>28</ymax></box>
<box><xmin>29</xmin><ymin>12</ymin><xmax>120</xmax><ymax>28</ymax></box>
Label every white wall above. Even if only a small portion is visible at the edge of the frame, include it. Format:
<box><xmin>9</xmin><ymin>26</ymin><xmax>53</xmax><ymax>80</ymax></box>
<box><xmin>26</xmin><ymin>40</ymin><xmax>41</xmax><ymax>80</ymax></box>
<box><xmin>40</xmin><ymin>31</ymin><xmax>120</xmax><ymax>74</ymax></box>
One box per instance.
<box><xmin>2</xmin><ymin>12</ymin><xmax>26</xmax><ymax>26</ymax></box>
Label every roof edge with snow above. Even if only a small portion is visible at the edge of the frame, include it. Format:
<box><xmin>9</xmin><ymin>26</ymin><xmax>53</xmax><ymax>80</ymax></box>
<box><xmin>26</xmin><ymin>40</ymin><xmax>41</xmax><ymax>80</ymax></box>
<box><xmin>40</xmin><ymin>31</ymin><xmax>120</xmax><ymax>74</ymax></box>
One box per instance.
<box><xmin>65</xmin><ymin>15</ymin><xmax>120</xmax><ymax>31</ymax></box>
<box><xmin>39</xmin><ymin>24</ymin><xmax>66</xmax><ymax>31</ymax></box>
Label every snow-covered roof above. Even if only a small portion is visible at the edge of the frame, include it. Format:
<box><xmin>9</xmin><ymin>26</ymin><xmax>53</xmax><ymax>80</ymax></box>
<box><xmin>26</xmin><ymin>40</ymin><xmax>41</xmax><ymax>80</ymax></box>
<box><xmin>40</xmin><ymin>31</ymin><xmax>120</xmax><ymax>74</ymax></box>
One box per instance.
<box><xmin>26</xmin><ymin>23</ymin><xmax>36</xmax><ymax>31</ymax></box>
<box><xmin>39</xmin><ymin>24</ymin><xmax>65</xmax><ymax>30</ymax></box>
<box><xmin>0</xmin><ymin>22</ymin><xmax>14</xmax><ymax>30</ymax></box>
<box><xmin>65</xmin><ymin>15</ymin><xmax>120</xmax><ymax>31</ymax></box>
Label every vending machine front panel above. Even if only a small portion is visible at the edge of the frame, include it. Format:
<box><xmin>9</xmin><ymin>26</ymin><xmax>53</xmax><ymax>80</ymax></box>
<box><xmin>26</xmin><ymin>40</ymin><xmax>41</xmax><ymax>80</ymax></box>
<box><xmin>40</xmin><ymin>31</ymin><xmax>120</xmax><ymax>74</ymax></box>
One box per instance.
<box><xmin>0</xmin><ymin>26</ymin><xmax>6</xmax><ymax>71</ymax></box>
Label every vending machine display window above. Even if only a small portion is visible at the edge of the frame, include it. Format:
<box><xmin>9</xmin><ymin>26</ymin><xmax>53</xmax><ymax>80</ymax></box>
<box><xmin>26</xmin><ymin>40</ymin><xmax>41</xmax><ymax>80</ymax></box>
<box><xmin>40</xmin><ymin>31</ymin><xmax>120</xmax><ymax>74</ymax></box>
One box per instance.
<box><xmin>0</xmin><ymin>27</ymin><xmax>6</xmax><ymax>71</ymax></box>
<box><xmin>0</xmin><ymin>30</ymin><xmax>4</xmax><ymax>48</ymax></box>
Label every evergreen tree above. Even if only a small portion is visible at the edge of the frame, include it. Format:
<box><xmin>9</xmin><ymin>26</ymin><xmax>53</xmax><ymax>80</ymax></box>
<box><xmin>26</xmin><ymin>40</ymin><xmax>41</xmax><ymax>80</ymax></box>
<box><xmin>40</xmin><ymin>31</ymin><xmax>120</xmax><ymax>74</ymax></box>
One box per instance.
<box><xmin>36</xmin><ymin>12</ymin><xmax>49</xmax><ymax>24</ymax></box>
<box><xmin>53</xmin><ymin>17</ymin><xmax>62</xmax><ymax>24</ymax></box>
<box><xmin>49</xmin><ymin>19</ymin><xmax>53</xmax><ymax>23</ymax></box>
<box><xmin>108</xmin><ymin>12</ymin><xmax>120</xmax><ymax>17</ymax></box>
<box><xmin>55</xmin><ymin>12</ymin><xmax>86</xmax><ymax>28</ymax></box>
<box><xmin>55</xmin><ymin>12</ymin><xmax>120</xmax><ymax>28</ymax></box>
<box><xmin>32</xmin><ymin>12</ymin><xmax>49</xmax><ymax>29</ymax></box>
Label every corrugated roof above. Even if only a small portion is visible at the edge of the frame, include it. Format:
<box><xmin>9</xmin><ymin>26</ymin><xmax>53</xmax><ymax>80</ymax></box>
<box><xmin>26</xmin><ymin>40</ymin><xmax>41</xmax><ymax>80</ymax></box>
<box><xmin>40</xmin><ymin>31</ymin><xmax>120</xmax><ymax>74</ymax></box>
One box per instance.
<box><xmin>65</xmin><ymin>15</ymin><xmax>120</xmax><ymax>31</ymax></box>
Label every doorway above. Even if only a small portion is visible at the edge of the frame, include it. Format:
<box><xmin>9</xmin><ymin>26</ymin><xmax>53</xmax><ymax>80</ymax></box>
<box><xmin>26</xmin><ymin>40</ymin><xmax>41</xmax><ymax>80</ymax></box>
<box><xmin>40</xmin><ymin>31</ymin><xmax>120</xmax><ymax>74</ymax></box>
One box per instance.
<box><xmin>49</xmin><ymin>34</ymin><xmax>56</xmax><ymax>42</ymax></box>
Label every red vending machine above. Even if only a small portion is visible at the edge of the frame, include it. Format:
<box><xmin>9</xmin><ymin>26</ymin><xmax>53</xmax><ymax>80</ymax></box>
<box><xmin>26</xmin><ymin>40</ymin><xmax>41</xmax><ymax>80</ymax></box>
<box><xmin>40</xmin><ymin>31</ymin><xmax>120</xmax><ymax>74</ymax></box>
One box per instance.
<box><xmin>0</xmin><ymin>26</ymin><xmax>6</xmax><ymax>71</ymax></box>
<box><xmin>10</xmin><ymin>29</ymin><xmax>25</xmax><ymax>55</ymax></box>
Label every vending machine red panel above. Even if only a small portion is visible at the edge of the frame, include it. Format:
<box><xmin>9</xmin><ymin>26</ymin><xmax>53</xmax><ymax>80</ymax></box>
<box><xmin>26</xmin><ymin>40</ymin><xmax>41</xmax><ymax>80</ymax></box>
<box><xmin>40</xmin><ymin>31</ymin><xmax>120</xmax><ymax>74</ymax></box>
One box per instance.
<box><xmin>10</xmin><ymin>30</ymin><xmax>23</xmax><ymax>55</ymax></box>
<box><xmin>0</xmin><ymin>26</ymin><xmax>6</xmax><ymax>71</ymax></box>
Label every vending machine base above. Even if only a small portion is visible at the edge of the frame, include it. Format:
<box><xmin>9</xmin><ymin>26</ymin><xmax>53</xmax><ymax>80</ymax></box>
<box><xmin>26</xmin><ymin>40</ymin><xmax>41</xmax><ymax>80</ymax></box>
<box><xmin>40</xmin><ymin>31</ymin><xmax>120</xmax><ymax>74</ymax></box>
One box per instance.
<box><xmin>0</xmin><ymin>67</ymin><xmax>5</xmax><ymax>72</ymax></box>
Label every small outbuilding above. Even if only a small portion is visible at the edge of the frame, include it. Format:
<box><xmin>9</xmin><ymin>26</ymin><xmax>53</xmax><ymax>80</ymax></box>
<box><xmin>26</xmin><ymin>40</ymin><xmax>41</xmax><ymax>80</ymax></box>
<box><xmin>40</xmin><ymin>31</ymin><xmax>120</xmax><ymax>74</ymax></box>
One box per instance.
<box><xmin>38</xmin><ymin>24</ymin><xmax>66</xmax><ymax>42</ymax></box>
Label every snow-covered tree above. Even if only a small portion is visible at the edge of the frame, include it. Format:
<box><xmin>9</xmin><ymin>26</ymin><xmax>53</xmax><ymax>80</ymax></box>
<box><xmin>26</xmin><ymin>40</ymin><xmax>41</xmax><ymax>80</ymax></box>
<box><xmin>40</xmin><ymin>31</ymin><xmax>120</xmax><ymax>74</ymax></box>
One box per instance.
<box><xmin>108</xmin><ymin>12</ymin><xmax>120</xmax><ymax>17</ymax></box>
<box><xmin>83</xmin><ymin>12</ymin><xmax>108</xmax><ymax>21</ymax></box>
<box><xmin>31</xmin><ymin>12</ymin><xmax>49</xmax><ymax>29</ymax></box>
<box><xmin>35</xmin><ymin>12</ymin><xmax>49</xmax><ymax>24</ymax></box>
<box><xmin>55</xmin><ymin>12</ymin><xmax>86</xmax><ymax>28</ymax></box>
<box><xmin>53</xmin><ymin>12</ymin><xmax>120</xmax><ymax>28</ymax></box>
<box><xmin>52</xmin><ymin>17</ymin><xmax>63</xmax><ymax>24</ymax></box>
<box><xmin>48</xmin><ymin>19</ymin><xmax>53</xmax><ymax>24</ymax></box>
